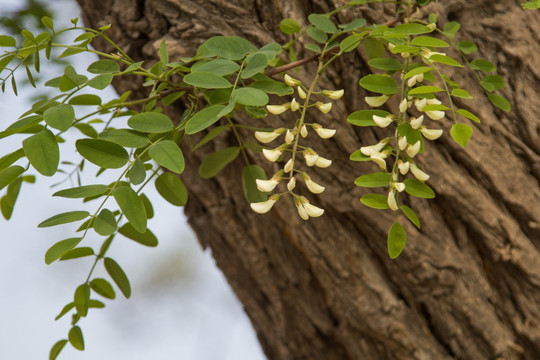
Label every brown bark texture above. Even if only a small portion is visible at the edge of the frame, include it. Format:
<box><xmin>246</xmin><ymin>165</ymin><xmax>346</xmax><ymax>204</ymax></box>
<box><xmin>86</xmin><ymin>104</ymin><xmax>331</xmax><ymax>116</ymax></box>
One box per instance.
<box><xmin>77</xmin><ymin>0</ymin><xmax>540</xmax><ymax>359</ymax></box>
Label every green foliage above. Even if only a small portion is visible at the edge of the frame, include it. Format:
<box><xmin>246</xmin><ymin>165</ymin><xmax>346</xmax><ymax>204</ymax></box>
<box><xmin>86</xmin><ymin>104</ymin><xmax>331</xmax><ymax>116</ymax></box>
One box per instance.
<box><xmin>0</xmin><ymin>0</ymin><xmax>525</xmax><ymax>356</ymax></box>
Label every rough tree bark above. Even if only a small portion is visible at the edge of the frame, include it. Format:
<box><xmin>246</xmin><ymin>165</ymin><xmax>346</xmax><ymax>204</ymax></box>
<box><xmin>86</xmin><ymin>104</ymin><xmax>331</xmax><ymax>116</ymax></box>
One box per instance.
<box><xmin>77</xmin><ymin>0</ymin><xmax>540</xmax><ymax>359</ymax></box>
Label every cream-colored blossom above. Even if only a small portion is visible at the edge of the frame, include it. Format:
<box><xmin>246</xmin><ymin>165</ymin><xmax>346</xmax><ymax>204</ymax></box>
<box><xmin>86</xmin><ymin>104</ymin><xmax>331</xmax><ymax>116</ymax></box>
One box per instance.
<box><xmin>255</xmin><ymin>128</ymin><xmax>284</xmax><ymax>143</ymax></box>
<box><xmin>314</xmin><ymin>156</ymin><xmax>331</xmax><ymax>168</ymax></box>
<box><xmin>322</xmin><ymin>89</ymin><xmax>344</xmax><ymax>100</ymax></box>
<box><xmin>256</xmin><ymin>178</ymin><xmax>279</xmax><ymax>192</ymax></box>
<box><xmin>399</xmin><ymin>98</ymin><xmax>408</xmax><ymax>113</ymax></box>
<box><xmin>303</xmin><ymin>174</ymin><xmax>325</xmax><ymax>194</ymax></box>
<box><xmin>284</xmin><ymin>74</ymin><xmax>301</xmax><ymax>86</ymax></box>
<box><xmin>373</xmin><ymin>114</ymin><xmax>394</xmax><ymax>128</ymax></box>
<box><xmin>406</xmin><ymin>140</ymin><xmax>421</xmax><ymax>158</ymax></box>
<box><xmin>387</xmin><ymin>190</ymin><xmax>398</xmax><ymax>211</ymax></box>
<box><xmin>427</xmin><ymin>23</ymin><xmax>436</xmax><ymax>31</ymax></box>
<box><xmin>371</xmin><ymin>154</ymin><xmax>386</xmax><ymax>171</ymax></box>
<box><xmin>290</xmin><ymin>98</ymin><xmax>300</xmax><ymax>112</ymax></box>
<box><xmin>393</xmin><ymin>182</ymin><xmax>406</xmax><ymax>192</ymax></box>
<box><xmin>304</xmin><ymin>202</ymin><xmax>324</xmax><ymax>217</ymax></box>
<box><xmin>297</xmin><ymin>86</ymin><xmax>307</xmax><ymax>99</ymax></box>
<box><xmin>410</xmin><ymin>162</ymin><xmax>430</xmax><ymax>181</ymax></box>
<box><xmin>262</xmin><ymin>147</ymin><xmax>283</xmax><ymax>162</ymax></box>
<box><xmin>398</xmin><ymin>136</ymin><xmax>408</xmax><ymax>151</ymax></box>
<box><xmin>303</xmin><ymin>149</ymin><xmax>319</xmax><ymax>166</ymax></box>
<box><xmin>313</xmin><ymin>124</ymin><xmax>336</xmax><ymax>139</ymax></box>
<box><xmin>287</xmin><ymin>177</ymin><xmax>296</xmax><ymax>191</ymax></box>
<box><xmin>285</xmin><ymin>129</ymin><xmax>294</xmax><ymax>144</ymax></box>
<box><xmin>300</xmin><ymin>125</ymin><xmax>308</xmax><ymax>138</ymax></box>
<box><xmin>250</xmin><ymin>195</ymin><xmax>279</xmax><ymax>214</ymax></box>
<box><xmin>267</xmin><ymin>104</ymin><xmax>290</xmax><ymax>115</ymax></box>
<box><xmin>295</xmin><ymin>201</ymin><xmax>309</xmax><ymax>220</ymax></box>
<box><xmin>420</xmin><ymin>127</ymin><xmax>443</xmax><ymax>140</ymax></box>
<box><xmin>284</xmin><ymin>159</ymin><xmax>293</xmax><ymax>173</ymax></box>
<box><xmin>398</xmin><ymin>160</ymin><xmax>410</xmax><ymax>175</ymax></box>
<box><xmin>410</xmin><ymin>115</ymin><xmax>424</xmax><ymax>129</ymax></box>
<box><xmin>365</xmin><ymin>95</ymin><xmax>389</xmax><ymax>107</ymax></box>
<box><xmin>316</xmin><ymin>101</ymin><xmax>332</xmax><ymax>114</ymax></box>
<box><xmin>361</xmin><ymin>139</ymin><xmax>389</xmax><ymax>156</ymax></box>
<box><xmin>415</xmin><ymin>98</ymin><xmax>427</xmax><ymax>111</ymax></box>
<box><xmin>425</xmin><ymin>110</ymin><xmax>445</xmax><ymax>120</ymax></box>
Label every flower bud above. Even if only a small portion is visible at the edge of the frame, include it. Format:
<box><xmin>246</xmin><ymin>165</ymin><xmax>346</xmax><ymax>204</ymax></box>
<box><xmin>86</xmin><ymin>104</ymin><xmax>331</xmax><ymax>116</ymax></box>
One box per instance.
<box><xmin>393</xmin><ymin>182</ymin><xmax>406</xmax><ymax>192</ymax></box>
<box><xmin>290</xmin><ymin>98</ymin><xmax>300</xmax><ymax>112</ymax></box>
<box><xmin>297</xmin><ymin>86</ymin><xmax>307</xmax><ymax>99</ymax></box>
<box><xmin>365</xmin><ymin>95</ymin><xmax>389</xmax><ymax>107</ymax></box>
<box><xmin>303</xmin><ymin>202</ymin><xmax>324</xmax><ymax>217</ymax></box>
<box><xmin>287</xmin><ymin>177</ymin><xmax>296</xmax><ymax>191</ymax></box>
<box><xmin>399</xmin><ymin>98</ymin><xmax>408</xmax><ymax>113</ymax></box>
<box><xmin>284</xmin><ymin>159</ymin><xmax>294</xmax><ymax>173</ymax></box>
<box><xmin>398</xmin><ymin>136</ymin><xmax>408</xmax><ymax>151</ymax></box>
<box><xmin>294</xmin><ymin>198</ymin><xmax>309</xmax><ymax>220</ymax></box>
<box><xmin>284</xmin><ymin>74</ymin><xmax>301</xmax><ymax>86</ymax></box>
<box><xmin>322</xmin><ymin>89</ymin><xmax>344</xmax><ymax>100</ymax></box>
<box><xmin>387</xmin><ymin>190</ymin><xmax>398</xmax><ymax>211</ymax></box>
<box><xmin>427</xmin><ymin>23</ymin><xmax>436</xmax><ymax>31</ymax></box>
<box><xmin>285</xmin><ymin>130</ymin><xmax>294</xmax><ymax>144</ymax></box>
<box><xmin>300</xmin><ymin>125</ymin><xmax>308</xmax><ymax>138</ymax></box>
<box><xmin>255</xmin><ymin>128</ymin><xmax>284</xmax><ymax>143</ymax></box>
<box><xmin>267</xmin><ymin>104</ymin><xmax>290</xmax><ymax>115</ymax></box>
<box><xmin>371</xmin><ymin>155</ymin><xmax>386</xmax><ymax>171</ymax></box>
<box><xmin>398</xmin><ymin>160</ymin><xmax>410</xmax><ymax>175</ymax></box>
<box><xmin>360</xmin><ymin>139</ymin><xmax>389</xmax><ymax>156</ymax></box>
<box><xmin>316</xmin><ymin>101</ymin><xmax>332</xmax><ymax>114</ymax></box>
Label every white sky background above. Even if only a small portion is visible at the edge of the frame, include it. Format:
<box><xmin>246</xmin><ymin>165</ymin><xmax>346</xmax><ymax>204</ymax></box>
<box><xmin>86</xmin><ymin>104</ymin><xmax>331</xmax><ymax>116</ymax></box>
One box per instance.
<box><xmin>0</xmin><ymin>1</ymin><xmax>265</xmax><ymax>359</ymax></box>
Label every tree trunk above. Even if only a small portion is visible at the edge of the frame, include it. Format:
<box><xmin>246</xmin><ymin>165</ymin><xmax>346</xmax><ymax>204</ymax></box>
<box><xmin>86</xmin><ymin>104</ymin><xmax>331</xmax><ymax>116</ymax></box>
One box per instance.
<box><xmin>77</xmin><ymin>0</ymin><xmax>540</xmax><ymax>359</ymax></box>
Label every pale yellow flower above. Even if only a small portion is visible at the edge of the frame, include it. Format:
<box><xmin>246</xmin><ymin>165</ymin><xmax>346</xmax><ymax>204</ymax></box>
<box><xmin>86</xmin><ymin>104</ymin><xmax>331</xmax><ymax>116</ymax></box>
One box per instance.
<box><xmin>365</xmin><ymin>95</ymin><xmax>389</xmax><ymax>107</ymax></box>
<box><xmin>410</xmin><ymin>162</ymin><xmax>430</xmax><ymax>181</ymax></box>
<box><xmin>284</xmin><ymin>74</ymin><xmax>301</xmax><ymax>86</ymax></box>
<box><xmin>420</xmin><ymin>127</ymin><xmax>443</xmax><ymax>140</ymax></box>
<box><xmin>316</xmin><ymin>101</ymin><xmax>332</xmax><ymax>114</ymax></box>
<box><xmin>322</xmin><ymin>89</ymin><xmax>344</xmax><ymax>100</ymax></box>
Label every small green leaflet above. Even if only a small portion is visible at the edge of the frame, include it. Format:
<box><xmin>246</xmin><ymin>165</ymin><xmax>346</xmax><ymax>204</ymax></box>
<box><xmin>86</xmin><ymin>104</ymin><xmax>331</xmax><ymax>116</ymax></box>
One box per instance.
<box><xmin>480</xmin><ymin>75</ymin><xmax>505</xmax><ymax>91</ymax></box>
<box><xmin>149</xmin><ymin>140</ymin><xmax>185</xmax><ymax>174</ymax></box>
<box><xmin>457</xmin><ymin>109</ymin><xmax>480</xmax><ymax>123</ymax></box>
<box><xmin>94</xmin><ymin>208</ymin><xmax>117</xmax><ymax>236</ymax></box>
<box><xmin>0</xmin><ymin>35</ymin><xmax>16</xmax><ymax>47</ymax></box>
<box><xmin>308</xmin><ymin>13</ymin><xmax>337</xmax><ymax>34</ymax></box>
<box><xmin>360</xmin><ymin>194</ymin><xmax>389</xmax><ymax>209</ymax></box>
<box><xmin>411</xmin><ymin>36</ymin><xmax>449</xmax><ymax>48</ymax></box>
<box><xmin>60</xmin><ymin>247</ymin><xmax>95</xmax><ymax>261</ymax></box>
<box><xmin>127</xmin><ymin>156</ymin><xmax>146</xmax><ymax>185</ymax></box>
<box><xmin>43</xmin><ymin>104</ymin><xmax>75</xmax><ymax>131</ymax></box>
<box><xmin>203</xmin><ymin>36</ymin><xmax>256</xmax><ymax>60</ymax></box>
<box><xmin>234</xmin><ymin>87</ymin><xmax>269</xmax><ymax>106</ymax></box>
<box><xmin>76</xmin><ymin>139</ymin><xmax>129</xmax><ymax>169</ymax></box>
<box><xmin>87</xmin><ymin>59</ymin><xmax>120</xmax><ymax>74</ymax></box>
<box><xmin>450</xmin><ymin>123</ymin><xmax>473</xmax><ymax>147</ymax></box>
<box><xmin>242</xmin><ymin>165</ymin><xmax>268</xmax><ymax>203</ymax></box>
<box><xmin>279</xmin><ymin>18</ymin><xmax>301</xmax><ymax>34</ymax></box>
<box><xmin>469</xmin><ymin>59</ymin><xmax>496</xmax><ymax>72</ymax></box>
<box><xmin>251</xmin><ymin>80</ymin><xmax>293</xmax><ymax>96</ymax></box>
<box><xmin>193</xmin><ymin>125</ymin><xmax>230</xmax><ymax>150</ymax></box>
<box><xmin>104</xmin><ymin>257</ymin><xmax>131</xmax><ymax>298</ymax></box>
<box><xmin>39</xmin><ymin>211</ymin><xmax>90</xmax><ymax>228</ymax></box>
<box><xmin>428</xmin><ymin>54</ymin><xmax>463</xmax><ymax>67</ymax></box>
<box><xmin>90</xmin><ymin>278</ymin><xmax>116</xmax><ymax>299</ymax></box>
<box><xmin>199</xmin><ymin>147</ymin><xmax>240</xmax><ymax>178</ymax></box>
<box><xmin>185</xmin><ymin>104</ymin><xmax>226</xmax><ymax>134</ymax></box>
<box><xmin>400</xmin><ymin>205</ymin><xmax>420</xmax><ymax>229</ymax></box>
<box><xmin>49</xmin><ymin>339</ymin><xmax>68</xmax><ymax>360</ymax></box>
<box><xmin>443</xmin><ymin>21</ymin><xmax>461</xmax><ymax>37</ymax></box>
<box><xmin>184</xmin><ymin>72</ymin><xmax>232</xmax><ymax>89</ymax></box>
<box><xmin>354</xmin><ymin>172</ymin><xmax>391</xmax><ymax>187</ymax></box>
<box><xmin>348</xmin><ymin>110</ymin><xmax>391</xmax><ymax>127</ymax></box>
<box><xmin>0</xmin><ymin>165</ymin><xmax>24</xmax><ymax>191</ymax></box>
<box><xmin>392</xmin><ymin>23</ymin><xmax>432</xmax><ymax>35</ymax></box>
<box><xmin>99</xmin><ymin>129</ymin><xmax>150</xmax><ymax>148</ymax></box>
<box><xmin>359</xmin><ymin>74</ymin><xmax>399</xmax><ymax>94</ymax></box>
<box><xmin>403</xmin><ymin>66</ymin><xmax>433</xmax><ymax>80</ymax></box>
<box><xmin>88</xmin><ymin>74</ymin><xmax>113</xmax><ymax>90</ymax></box>
<box><xmin>68</xmin><ymin>326</ymin><xmax>85</xmax><ymax>351</ymax></box>
<box><xmin>68</xmin><ymin>94</ymin><xmax>102</xmax><ymax>106</ymax></box>
<box><xmin>457</xmin><ymin>40</ymin><xmax>478</xmax><ymax>54</ymax></box>
<box><xmin>404</xmin><ymin>178</ymin><xmax>435</xmax><ymax>199</ymax></box>
<box><xmin>44</xmin><ymin>237</ymin><xmax>82</xmax><ymax>264</ymax></box>
<box><xmin>387</xmin><ymin>222</ymin><xmax>406</xmax><ymax>259</ymax></box>
<box><xmin>118</xmin><ymin>223</ymin><xmax>158</xmax><ymax>247</ymax></box>
<box><xmin>74</xmin><ymin>284</ymin><xmax>90</xmax><ymax>317</ymax></box>
<box><xmin>451</xmin><ymin>89</ymin><xmax>473</xmax><ymax>99</ymax></box>
<box><xmin>349</xmin><ymin>149</ymin><xmax>370</xmax><ymax>162</ymax></box>
<box><xmin>241</xmin><ymin>53</ymin><xmax>268</xmax><ymax>79</ymax></box>
<box><xmin>194</xmin><ymin>59</ymin><xmax>240</xmax><ymax>76</ymax></box>
<box><xmin>22</xmin><ymin>130</ymin><xmax>59</xmax><ymax>176</ymax></box>
<box><xmin>53</xmin><ymin>184</ymin><xmax>108</xmax><ymax>198</ymax></box>
<box><xmin>408</xmin><ymin>85</ymin><xmax>444</xmax><ymax>95</ymax></box>
<box><xmin>340</xmin><ymin>34</ymin><xmax>362</xmax><ymax>52</ymax></box>
<box><xmin>155</xmin><ymin>172</ymin><xmax>188</xmax><ymax>206</ymax></box>
<box><xmin>112</xmin><ymin>186</ymin><xmax>147</xmax><ymax>233</ymax></box>
<box><xmin>487</xmin><ymin>94</ymin><xmax>511</xmax><ymax>112</ymax></box>
<box><xmin>368</xmin><ymin>58</ymin><xmax>402</xmax><ymax>71</ymax></box>
<box><xmin>128</xmin><ymin>112</ymin><xmax>174</xmax><ymax>133</ymax></box>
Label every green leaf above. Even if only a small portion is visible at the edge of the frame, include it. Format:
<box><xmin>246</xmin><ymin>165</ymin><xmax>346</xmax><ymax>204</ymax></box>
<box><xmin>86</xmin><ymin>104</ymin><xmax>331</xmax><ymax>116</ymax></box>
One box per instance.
<box><xmin>408</xmin><ymin>85</ymin><xmax>445</xmax><ymax>95</ymax></box>
<box><xmin>0</xmin><ymin>149</ymin><xmax>25</xmax><ymax>172</ymax></box>
<box><xmin>94</xmin><ymin>209</ymin><xmax>117</xmax><ymax>236</ymax></box>
<box><xmin>49</xmin><ymin>339</ymin><xmax>68</xmax><ymax>360</ymax></box>
<box><xmin>305</xmin><ymin>43</ymin><xmax>321</xmax><ymax>53</ymax></box>
<box><xmin>194</xmin><ymin>59</ymin><xmax>240</xmax><ymax>76</ymax></box>
<box><xmin>349</xmin><ymin>149</ymin><xmax>371</xmax><ymax>161</ymax></box>
<box><xmin>155</xmin><ymin>172</ymin><xmax>188</xmax><ymax>206</ymax></box>
<box><xmin>397</xmin><ymin>124</ymin><xmax>424</xmax><ymax>152</ymax></box>
<box><xmin>99</xmin><ymin>129</ymin><xmax>150</xmax><ymax>148</ymax></box>
<box><xmin>43</xmin><ymin>104</ymin><xmax>75</xmax><ymax>131</ymax></box>
<box><xmin>347</xmin><ymin>110</ymin><xmax>390</xmax><ymax>126</ymax></box>
<box><xmin>0</xmin><ymin>35</ymin><xmax>16</xmax><ymax>47</ymax></box>
<box><xmin>104</xmin><ymin>257</ymin><xmax>131</xmax><ymax>298</ymax></box>
<box><xmin>112</xmin><ymin>186</ymin><xmax>147</xmax><ymax>233</ymax></box>
<box><xmin>411</xmin><ymin>36</ymin><xmax>449</xmax><ymax>48</ymax></box>
<box><xmin>340</xmin><ymin>34</ymin><xmax>362</xmax><ymax>52</ymax></box>
<box><xmin>185</xmin><ymin>104</ymin><xmax>226</xmax><ymax>134</ymax></box>
<box><xmin>404</xmin><ymin>178</ymin><xmax>435</xmax><ymax>198</ymax></box>
<box><xmin>457</xmin><ymin>40</ymin><xmax>478</xmax><ymax>54</ymax></box>
<box><xmin>306</xmin><ymin>27</ymin><xmax>327</xmax><ymax>43</ymax></box>
<box><xmin>280</xmin><ymin>18</ymin><xmax>302</xmax><ymax>34</ymax></box>
<box><xmin>400</xmin><ymin>205</ymin><xmax>420</xmax><ymax>229</ymax></box>
<box><xmin>308</xmin><ymin>13</ymin><xmax>338</xmax><ymax>33</ymax></box>
<box><xmin>140</xmin><ymin>193</ymin><xmax>154</xmax><ymax>219</ymax></box>
<box><xmin>68</xmin><ymin>94</ymin><xmax>102</xmax><ymax>106</ymax></box>
<box><xmin>203</xmin><ymin>36</ymin><xmax>255</xmax><ymax>60</ymax></box>
<box><xmin>354</xmin><ymin>172</ymin><xmax>391</xmax><ymax>187</ymax></box>
<box><xmin>234</xmin><ymin>87</ymin><xmax>269</xmax><ymax>106</ymax></box>
<box><xmin>53</xmin><ymin>185</ymin><xmax>108</xmax><ymax>198</ymax></box>
<box><xmin>403</xmin><ymin>66</ymin><xmax>433</xmax><ymax>80</ymax></box>
<box><xmin>428</xmin><ymin>54</ymin><xmax>463</xmax><ymax>67</ymax></box>
<box><xmin>88</xmin><ymin>73</ymin><xmax>113</xmax><ymax>89</ymax></box>
<box><xmin>69</xmin><ymin>326</ymin><xmax>85</xmax><ymax>351</ymax></box>
<box><xmin>1</xmin><ymin>177</ymin><xmax>22</xmax><ymax>220</ymax></box>
<box><xmin>0</xmin><ymin>165</ymin><xmax>24</xmax><ymax>191</ymax></box>
<box><xmin>450</xmin><ymin>123</ymin><xmax>473</xmax><ymax>147</ymax></box>
<box><xmin>148</xmin><ymin>140</ymin><xmax>185</xmax><ymax>174</ymax></box>
<box><xmin>360</xmin><ymin>194</ymin><xmax>390</xmax><ymax>209</ymax></box>
<box><xmin>127</xmin><ymin>156</ymin><xmax>146</xmax><ymax>185</ymax></box>
<box><xmin>89</xmin><ymin>299</ymin><xmax>105</xmax><ymax>308</ymax></box>
<box><xmin>481</xmin><ymin>75</ymin><xmax>505</xmax><ymax>91</ymax></box>
<box><xmin>74</xmin><ymin>284</ymin><xmax>90</xmax><ymax>318</ymax></box>
<box><xmin>55</xmin><ymin>303</ymin><xmax>74</xmax><ymax>321</ymax></box>
<box><xmin>44</xmin><ymin>237</ymin><xmax>83</xmax><ymax>264</ymax></box>
<box><xmin>159</xmin><ymin>39</ymin><xmax>169</xmax><ymax>64</ymax></box>
<box><xmin>393</xmin><ymin>23</ymin><xmax>432</xmax><ymax>35</ymax></box>
<box><xmin>199</xmin><ymin>147</ymin><xmax>240</xmax><ymax>178</ymax></box>
<box><xmin>90</xmin><ymin>278</ymin><xmax>116</xmax><ymax>299</ymax></box>
<box><xmin>251</xmin><ymin>80</ymin><xmax>293</xmax><ymax>96</ymax></box>
<box><xmin>359</xmin><ymin>75</ymin><xmax>399</xmax><ymax>95</ymax></box>
<box><xmin>241</xmin><ymin>53</ymin><xmax>268</xmax><ymax>79</ymax></box>
<box><xmin>87</xmin><ymin>59</ymin><xmax>120</xmax><ymax>74</ymax></box>
<box><xmin>22</xmin><ymin>130</ymin><xmax>59</xmax><ymax>176</ymax></box>
<box><xmin>443</xmin><ymin>21</ymin><xmax>460</xmax><ymax>37</ymax></box>
<box><xmin>451</xmin><ymin>88</ymin><xmax>473</xmax><ymax>99</ymax></box>
<box><xmin>341</xmin><ymin>18</ymin><xmax>367</xmax><ymax>31</ymax></box>
<box><xmin>39</xmin><ymin>211</ymin><xmax>90</xmax><ymax>228</ymax></box>
<box><xmin>76</xmin><ymin>139</ymin><xmax>129</xmax><ymax>169</ymax></box>
<box><xmin>118</xmin><ymin>223</ymin><xmax>158</xmax><ymax>247</ymax></box>
<box><xmin>487</xmin><ymin>93</ymin><xmax>511</xmax><ymax>112</ymax></box>
<box><xmin>193</xmin><ymin>125</ymin><xmax>230</xmax><ymax>150</ymax></box>
<box><xmin>60</xmin><ymin>247</ymin><xmax>95</xmax><ymax>261</ymax></box>
<box><xmin>242</xmin><ymin>165</ymin><xmax>268</xmax><ymax>203</ymax></box>
<box><xmin>457</xmin><ymin>109</ymin><xmax>480</xmax><ymax>123</ymax></box>
<box><xmin>128</xmin><ymin>112</ymin><xmax>174</xmax><ymax>133</ymax></box>
<box><xmin>387</xmin><ymin>222</ymin><xmax>406</xmax><ymax>259</ymax></box>
<box><xmin>368</xmin><ymin>58</ymin><xmax>402</xmax><ymax>71</ymax></box>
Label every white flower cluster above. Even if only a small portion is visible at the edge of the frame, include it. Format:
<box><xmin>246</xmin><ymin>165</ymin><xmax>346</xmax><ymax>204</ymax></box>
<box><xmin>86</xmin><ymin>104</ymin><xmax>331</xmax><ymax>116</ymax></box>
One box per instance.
<box><xmin>361</xmin><ymin>66</ymin><xmax>448</xmax><ymax>211</ymax></box>
<box><xmin>249</xmin><ymin>74</ymin><xmax>344</xmax><ymax>220</ymax></box>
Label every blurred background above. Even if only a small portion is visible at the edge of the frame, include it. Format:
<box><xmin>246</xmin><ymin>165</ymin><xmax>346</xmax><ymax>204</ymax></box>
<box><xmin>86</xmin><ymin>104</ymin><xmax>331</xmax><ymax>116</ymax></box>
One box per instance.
<box><xmin>0</xmin><ymin>0</ymin><xmax>265</xmax><ymax>359</ymax></box>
